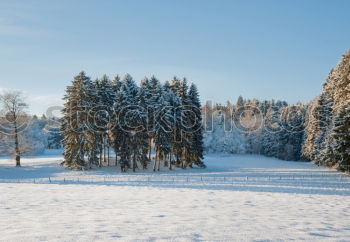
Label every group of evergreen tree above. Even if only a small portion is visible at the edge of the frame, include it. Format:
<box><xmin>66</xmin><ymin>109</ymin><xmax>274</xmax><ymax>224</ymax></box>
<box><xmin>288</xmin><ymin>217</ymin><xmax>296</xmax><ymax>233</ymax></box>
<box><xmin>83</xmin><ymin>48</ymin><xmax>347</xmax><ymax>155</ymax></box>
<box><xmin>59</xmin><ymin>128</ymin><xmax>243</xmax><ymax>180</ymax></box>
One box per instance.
<box><xmin>60</xmin><ymin>72</ymin><xmax>205</xmax><ymax>171</ymax></box>
<box><xmin>260</xmin><ymin>103</ymin><xmax>306</xmax><ymax>160</ymax></box>
<box><xmin>303</xmin><ymin>49</ymin><xmax>350</xmax><ymax>172</ymax></box>
<box><xmin>203</xmin><ymin>97</ymin><xmax>306</xmax><ymax>161</ymax></box>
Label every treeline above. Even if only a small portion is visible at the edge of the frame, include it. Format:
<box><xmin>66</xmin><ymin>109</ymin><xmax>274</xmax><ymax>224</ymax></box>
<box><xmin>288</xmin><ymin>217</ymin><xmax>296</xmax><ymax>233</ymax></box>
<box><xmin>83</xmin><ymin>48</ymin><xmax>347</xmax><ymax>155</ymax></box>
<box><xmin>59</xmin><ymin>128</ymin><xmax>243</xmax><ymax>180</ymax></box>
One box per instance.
<box><xmin>61</xmin><ymin>72</ymin><xmax>205</xmax><ymax>171</ymax></box>
<box><xmin>203</xmin><ymin>98</ymin><xmax>306</xmax><ymax>161</ymax></box>
<box><xmin>303</xmin><ymin>49</ymin><xmax>350</xmax><ymax>172</ymax></box>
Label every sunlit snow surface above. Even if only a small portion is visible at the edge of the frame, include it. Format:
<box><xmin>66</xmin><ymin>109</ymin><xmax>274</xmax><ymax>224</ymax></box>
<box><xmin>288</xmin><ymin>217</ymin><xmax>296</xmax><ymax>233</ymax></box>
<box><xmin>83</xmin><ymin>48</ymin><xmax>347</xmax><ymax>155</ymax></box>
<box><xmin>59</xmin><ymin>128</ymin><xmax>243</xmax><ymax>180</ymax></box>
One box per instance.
<box><xmin>1</xmin><ymin>150</ymin><xmax>350</xmax><ymax>241</ymax></box>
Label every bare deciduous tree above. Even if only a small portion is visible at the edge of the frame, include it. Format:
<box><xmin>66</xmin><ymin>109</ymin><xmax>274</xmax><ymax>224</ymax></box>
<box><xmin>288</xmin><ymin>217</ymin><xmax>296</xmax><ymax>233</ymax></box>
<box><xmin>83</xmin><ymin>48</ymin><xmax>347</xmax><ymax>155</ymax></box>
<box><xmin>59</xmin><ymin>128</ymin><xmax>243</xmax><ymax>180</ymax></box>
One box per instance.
<box><xmin>0</xmin><ymin>91</ymin><xmax>28</xmax><ymax>166</ymax></box>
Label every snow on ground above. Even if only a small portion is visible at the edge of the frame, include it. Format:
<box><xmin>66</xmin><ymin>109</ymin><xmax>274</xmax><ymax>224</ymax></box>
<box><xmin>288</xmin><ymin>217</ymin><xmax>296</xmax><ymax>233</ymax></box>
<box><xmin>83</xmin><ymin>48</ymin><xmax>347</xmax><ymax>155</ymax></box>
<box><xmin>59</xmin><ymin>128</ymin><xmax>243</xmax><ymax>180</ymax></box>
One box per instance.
<box><xmin>1</xmin><ymin>150</ymin><xmax>350</xmax><ymax>241</ymax></box>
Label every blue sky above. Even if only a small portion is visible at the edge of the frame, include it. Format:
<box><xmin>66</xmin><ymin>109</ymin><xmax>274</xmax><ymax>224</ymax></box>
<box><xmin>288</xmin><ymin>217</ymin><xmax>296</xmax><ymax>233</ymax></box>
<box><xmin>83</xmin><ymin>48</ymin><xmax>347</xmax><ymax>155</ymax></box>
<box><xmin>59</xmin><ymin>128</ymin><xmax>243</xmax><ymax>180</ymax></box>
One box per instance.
<box><xmin>0</xmin><ymin>0</ymin><xmax>349</xmax><ymax>115</ymax></box>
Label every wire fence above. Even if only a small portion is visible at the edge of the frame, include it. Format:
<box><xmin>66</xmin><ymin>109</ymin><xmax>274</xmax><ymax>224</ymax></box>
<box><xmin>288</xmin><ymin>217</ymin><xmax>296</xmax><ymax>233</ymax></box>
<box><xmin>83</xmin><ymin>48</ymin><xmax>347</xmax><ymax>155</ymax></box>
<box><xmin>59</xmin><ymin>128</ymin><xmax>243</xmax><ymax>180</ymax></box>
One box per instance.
<box><xmin>1</xmin><ymin>174</ymin><xmax>350</xmax><ymax>188</ymax></box>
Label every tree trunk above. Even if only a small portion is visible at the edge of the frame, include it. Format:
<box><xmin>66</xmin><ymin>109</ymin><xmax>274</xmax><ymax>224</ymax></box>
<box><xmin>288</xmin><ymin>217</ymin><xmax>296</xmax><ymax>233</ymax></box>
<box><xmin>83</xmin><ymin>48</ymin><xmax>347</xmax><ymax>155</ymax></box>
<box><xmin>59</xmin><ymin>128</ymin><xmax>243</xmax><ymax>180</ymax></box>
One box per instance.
<box><xmin>99</xmin><ymin>138</ymin><xmax>103</xmax><ymax>167</ymax></box>
<box><xmin>157</xmin><ymin>150</ymin><xmax>161</xmax><ymax>171</ymax></box>
<box><xmin>148</xmin><ymin>138</ymin><xmax>152</xmax><ymax>160</ymax></box>
<box><xmin>115</xmin><ymin>149</ymin><xmax>118</xmax><ymax>167</ymax></box>
<box><xmin>169</xmin><ymin>152</ymin><xmax>172</xmax><ymax>170</ymax></box>
<box><xmin>14</xmin><ymin>120</ymin><xmax>20</xmax><ymax>167</ymax></box>
<box><xmin>132</xmin><ymin>151</ymin><xmax>136</xmax><ymax>172</ymax></box>
<box><xmin>176</xmin><ymin>152</ymin><xmax>180</xmax><ymax>166</ymax></box>
<box><xmin>103</xmin><ymin>135</ymin><xmax>106</xmax><ymax>164</ymax></box>
<box><xmin>153</xmin><ymin>146</ymin><xmax>157</xmax><ymax>172</ymax></box>
<box><xmin>107</xmin><ymin>143</ymin><xmax>110</xmax><ymax>166</ymax></box>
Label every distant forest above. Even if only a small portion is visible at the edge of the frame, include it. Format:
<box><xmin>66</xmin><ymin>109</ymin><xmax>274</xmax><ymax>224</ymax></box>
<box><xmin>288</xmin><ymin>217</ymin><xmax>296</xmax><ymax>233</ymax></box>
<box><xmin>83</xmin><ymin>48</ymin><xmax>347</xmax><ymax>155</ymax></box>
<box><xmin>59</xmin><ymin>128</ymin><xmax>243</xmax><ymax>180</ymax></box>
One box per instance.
<box><xmin>204</xmin><ymin>49</ymin><xmax>350</xmax><ymax>172</ymax></box>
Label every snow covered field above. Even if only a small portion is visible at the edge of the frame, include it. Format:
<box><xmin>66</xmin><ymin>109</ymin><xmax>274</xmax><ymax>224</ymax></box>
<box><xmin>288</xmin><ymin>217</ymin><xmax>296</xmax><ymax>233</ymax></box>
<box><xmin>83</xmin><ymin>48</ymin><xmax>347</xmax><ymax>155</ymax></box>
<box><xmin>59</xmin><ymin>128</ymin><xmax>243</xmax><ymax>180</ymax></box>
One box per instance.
<box><xmin>1</xmin><ymin>151</ymin><xmax>350</xmax><ymax>241</ymax></box>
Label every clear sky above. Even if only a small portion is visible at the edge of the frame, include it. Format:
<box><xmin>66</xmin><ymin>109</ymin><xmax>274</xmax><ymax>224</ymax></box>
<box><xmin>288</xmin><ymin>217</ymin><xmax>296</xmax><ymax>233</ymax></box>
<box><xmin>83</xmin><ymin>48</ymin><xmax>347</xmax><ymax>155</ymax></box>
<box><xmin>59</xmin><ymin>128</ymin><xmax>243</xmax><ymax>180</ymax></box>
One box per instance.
<box><xmin>0</xmin><ymin>0</ymin><xmax>349</xmax><ymax>115</ymax></box>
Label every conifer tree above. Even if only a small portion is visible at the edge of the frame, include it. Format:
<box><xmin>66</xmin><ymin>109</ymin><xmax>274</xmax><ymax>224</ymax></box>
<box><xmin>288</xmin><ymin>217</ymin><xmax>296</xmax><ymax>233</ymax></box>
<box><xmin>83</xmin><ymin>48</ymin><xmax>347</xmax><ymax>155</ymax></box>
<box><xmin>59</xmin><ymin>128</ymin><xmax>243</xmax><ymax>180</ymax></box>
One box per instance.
<box><xmin>278</xmin><ymin>105</ymin><xmax>305</xmax><ymax>160</ymax></box>
<box><xmin>93</xmin><ymin>75</ymin><xmax>114</xmax><ymax>165</ymax></box>
<box><xmin>188</xmin><ymin>83</ymin><xmax>205</xmax><ymax>167</ymax></box>
<box><xmin>330</xmin><ymin>102</ymin><xmax>350</xmax><ymax>171</ymax></box>
<box><xmin>61</xmin><ymin>71</ymin><xmax>95</xmax><ymax>169</ymax></box>
<box><xmin>108</xmin><ymin>74</ymin><xmax>122</xmax><ymax>166</ymax></box>
<box><xmin>114</xmin><ymin>74</ymin><xmax>139</xmax><ymax>171</ymax></box>
<box><xmin>261</xmin><ymin>107</ymin><xmax>282</xmax><ymax>158</ymax></box>
<box><xmin>140</xmin><ymin>77</ymin><xmax>154</xmax><ymax>160</ymax></box>
<box><xmin>167</xmin><ymin>89</ymin><xmax>182</xmax><ymax>170</ymax></box>
<box><xmin>176</xmin><ymin>78</ymin><xmax>192</xmax><ymax>168</ymax></box>
<box><xmin>302</xmin><ymin>49</ymin><xmax>350</xmax><ymax>171</ymax></box>
<box><xmin>138</xmin><ymin>81</ymin><xmax>151</xmax><ymax>169</ymax></box>
<box><xmin>236</xmin><ymin>95</ymin><xmax>244</xmax><ymax>110</ymax></box>
<box><xmin>153</xmin><ymin>87</ymin><xmax>172</xmax><ymax>171</ymax></box>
